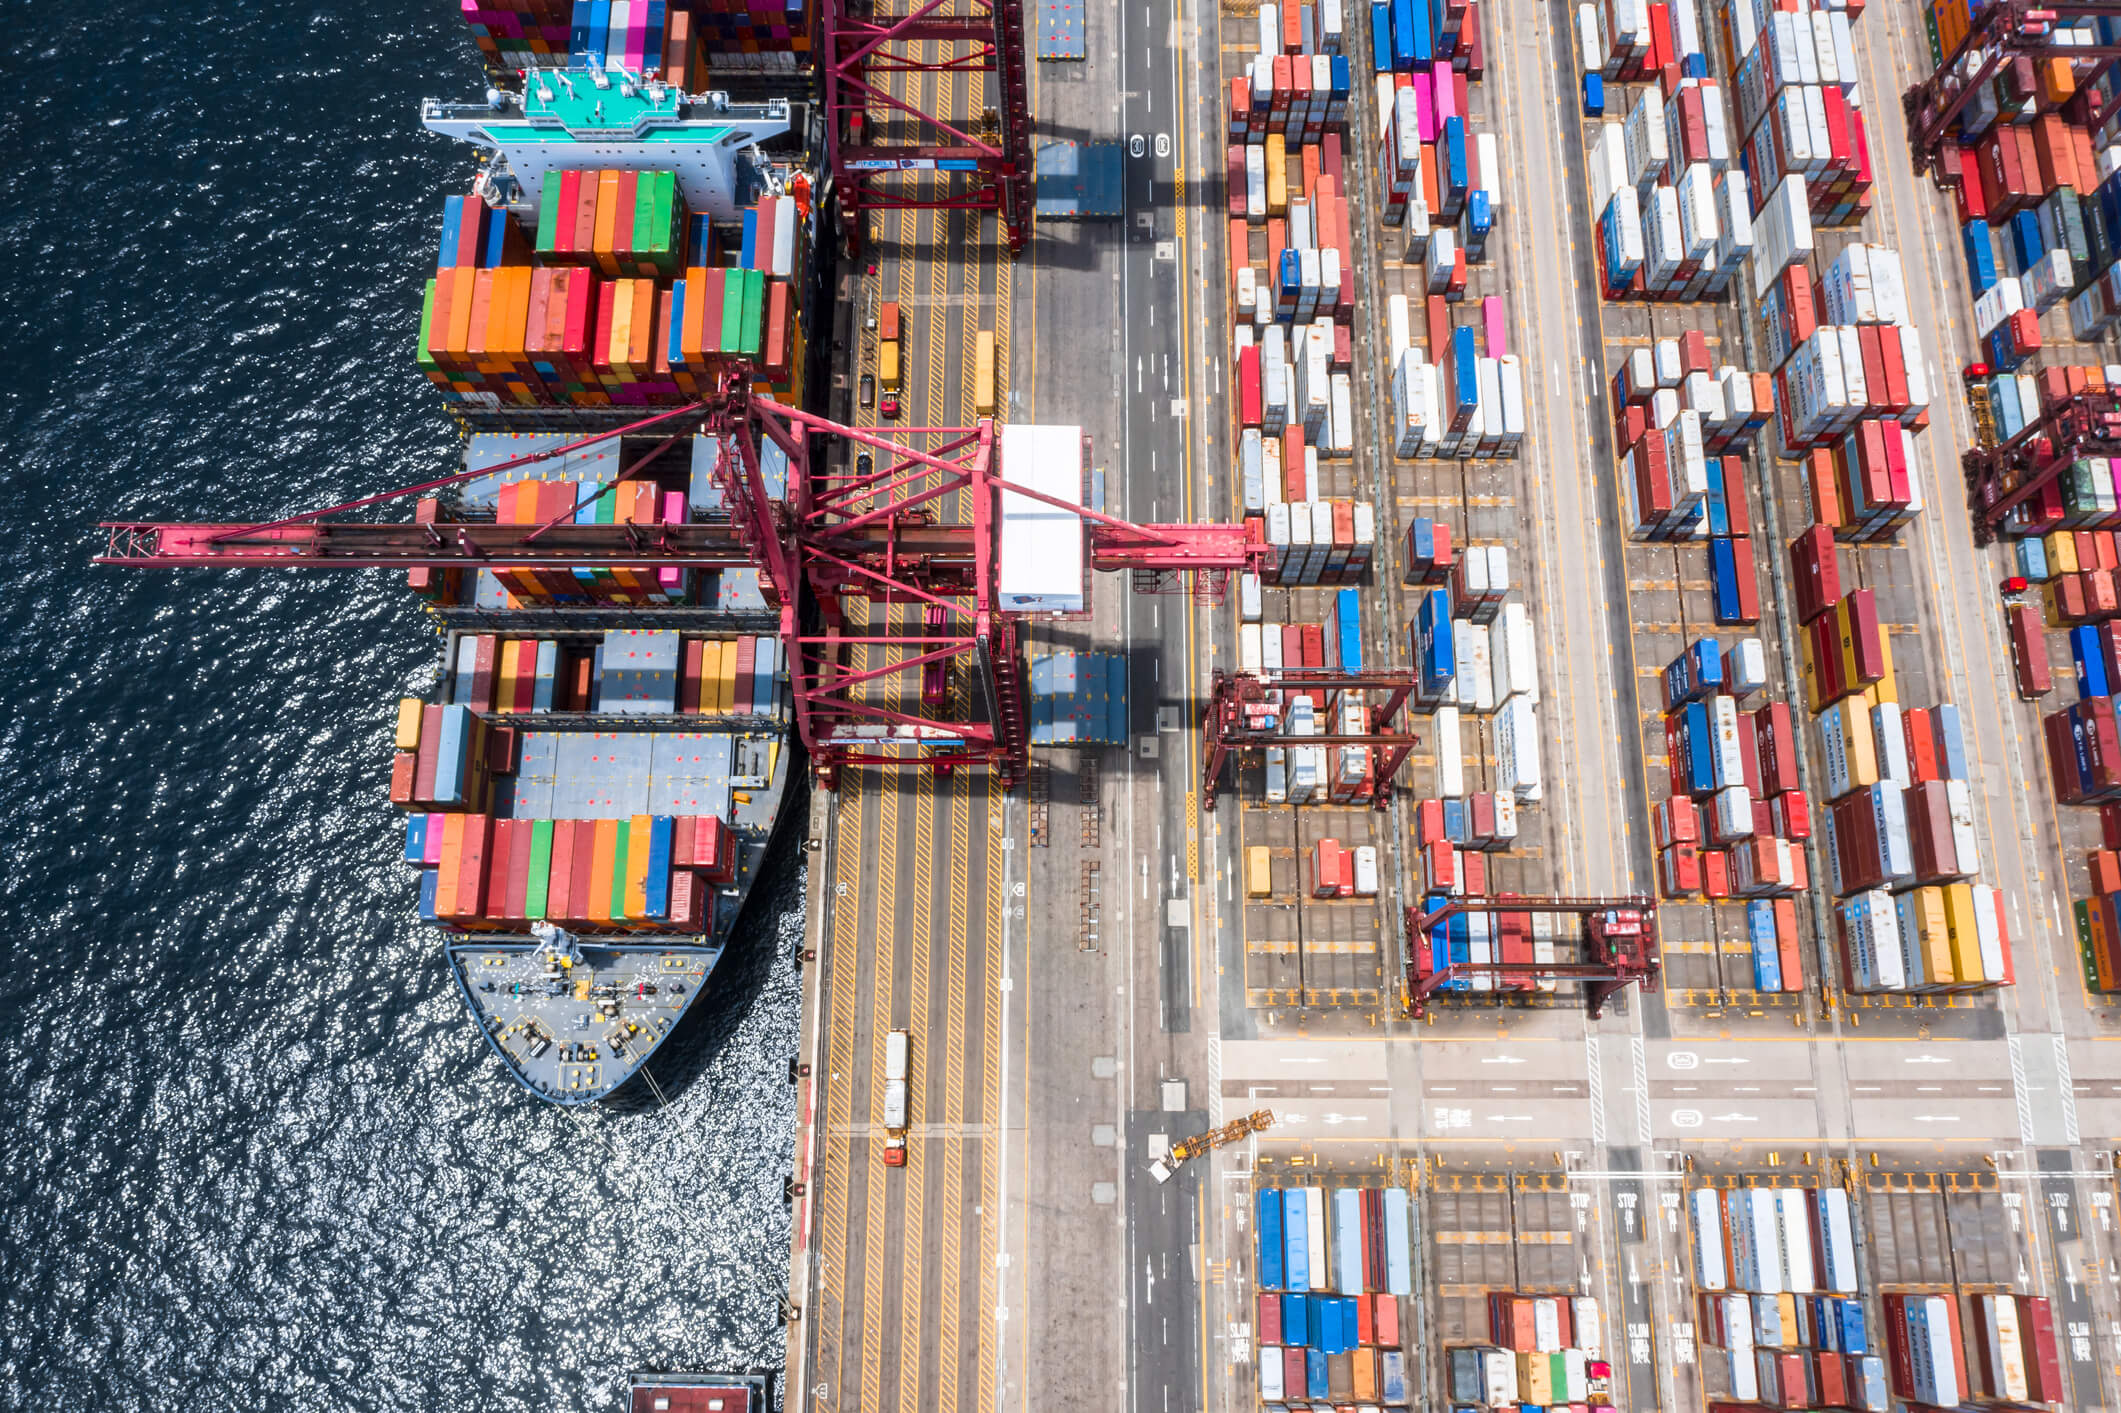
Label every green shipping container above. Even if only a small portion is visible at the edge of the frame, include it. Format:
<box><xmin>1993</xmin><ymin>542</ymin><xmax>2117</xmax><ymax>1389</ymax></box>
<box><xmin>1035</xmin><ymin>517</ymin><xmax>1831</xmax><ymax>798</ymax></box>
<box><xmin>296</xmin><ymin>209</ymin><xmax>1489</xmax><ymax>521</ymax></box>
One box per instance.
<box><xmin>538</xmin><ymin>179</ymin><xmax>564</xmax><ymax>253</ymax></box>
<box><xmin>719</xmin><ymin>268</ymin><xmax>744</xmax><ymax>352</ymax></box>
<box><xmin>526</xmin><ymin>819</ymin><xmax>554</xmax><ymax>919</ymax></box>
<box><xmin>415</xmin><ymin>280</ymin><xmax>440</xmax><ymax>372</ymax></box>
<box><xmin>609</xmin><ymin>823</ymin><xmax>631</xmax><ymax>920</ymax></box>
<box><xmin>739</xmin><ymin>269</ymin><xmax>764</xmax><ymax>357</ymax></box>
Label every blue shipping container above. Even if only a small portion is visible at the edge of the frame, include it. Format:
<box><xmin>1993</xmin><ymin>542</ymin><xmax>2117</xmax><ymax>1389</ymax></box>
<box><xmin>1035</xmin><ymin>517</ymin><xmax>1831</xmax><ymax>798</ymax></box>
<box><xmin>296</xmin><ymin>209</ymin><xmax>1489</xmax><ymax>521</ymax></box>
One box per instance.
<box><xmin>1680</xmin><ymin>700</ymin><xmax>1715</xmax><ymax>795</ymax></box>
<box><xmin>2020</xmin><ymin>536</ymin><xmax>2049</xmax><ymax>581</ymax></box>
<box><xmin>1935</xmin><ymin>704</ymin><xmax>1970</xmax><ymax>780</ymax></box>
<box><xmin>404</xmin><ymin>813</ymin><xmax>428</xmax><ymax>863</ymax></box>
<box><xmin>2074</xmin><ymin>624</ymin><xmax>2111</xmax><ymax>700</ymax></box>
<box><xmin>1306</xmin><ymin>1348</ymin><xmax>1329</xmax><ymax>1399</ymax></box>
<box><xmin>1284</xmin><ymin>1187</ymin><xmax>1309</xmax><ymax>1291</ymax></box>
<box><xmin>1282</xmin><ymin>1290</ymin><xmax>1308</xmax><ymax>1347</ymax></box>
<box><xmin>2011</xmin><ymin>208</ymin><xmax>2045</xmax><ymax>268</ymax></box>
<box><xmin>1710</xmin><ymin>537</ymin><xmax>1746</xmax><ymax>624</ymax></box>
<box><xmin>1448</xmin><ymin>326</ymin><xmax>1478</xmax><ymax>414</ymax></box>
<box><xmin>1752</xmin><ymin>929</ymin><xmax>1783</xmax><ymax>991</ymax></box>
<box><xmin>1258</xmin><ymin>1188</ymin><xmax>1285</xmax><ymax>1290</ymax></box>
<box><xmin>1583</xmin><ymin>72</ymin><xmax>1605</xmax><ymax>115</ymax></box>
<box><xmin>1962</xmin><ymin>221</ymin><xmax>1998</xmax><ymax>297</ymax></box>
<box><xmin>1371</xmin><ymin>1</ymin><xmax>1393</xmax><ymax>71</ymax></box>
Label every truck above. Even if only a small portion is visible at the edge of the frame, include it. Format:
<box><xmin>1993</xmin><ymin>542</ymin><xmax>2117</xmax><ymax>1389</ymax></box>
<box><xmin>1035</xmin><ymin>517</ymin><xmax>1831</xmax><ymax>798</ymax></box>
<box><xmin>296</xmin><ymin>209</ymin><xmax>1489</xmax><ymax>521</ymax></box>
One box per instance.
<box><xmin>878</xmin><ymin>340</ymin><xmax>901</xmax><ymax>419</ymax></box>
<box><xmin>883</xmin><ymin>1028</ymin><xmax>910</xmax><ymax>1167</ymax></box>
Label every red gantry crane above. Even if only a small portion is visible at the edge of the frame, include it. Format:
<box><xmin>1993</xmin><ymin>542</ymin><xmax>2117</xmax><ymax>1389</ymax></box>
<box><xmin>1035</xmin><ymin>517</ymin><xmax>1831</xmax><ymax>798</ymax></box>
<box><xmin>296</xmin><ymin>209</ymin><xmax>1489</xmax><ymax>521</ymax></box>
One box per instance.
<box><xmin>823</xmin><ymin>0</ymin><xmax>1035</xmax><ymax>255</ymax></box>
<box><xmin>1962</xmin><ymin>385</ymin><xmax>2121</xmax><ymax>541</ymax></box>
<box><xmin>97</xmin><ymin>382</ymin><xmax>1261</xmax><ymax>791</ymax></box>
<box><xmin>1198</xmin><ymin>667</ymin><xmax>1425</xmax><ymax>810</ymax></box>
<box><xmin>1902</xmin><ymin>0</ymin><xmax>2121</xmax><ymax>176</ymax></box>
<box><xmin>1403</xmin><ymin>895</ymin><xmax>1661</xmax><ymax>1022</ymax></box>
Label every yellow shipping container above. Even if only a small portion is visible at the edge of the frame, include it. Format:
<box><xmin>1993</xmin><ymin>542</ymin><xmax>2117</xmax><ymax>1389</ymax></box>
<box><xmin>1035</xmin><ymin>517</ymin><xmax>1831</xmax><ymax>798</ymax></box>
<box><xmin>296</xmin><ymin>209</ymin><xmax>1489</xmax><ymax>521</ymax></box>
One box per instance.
<box><xmin>1246</xmin><ymin>845</ymin><xmax>1273</xmax><ymax>898</ymax></box>
<box><xmin>1835</xmin><ymin>699</ymin><xmax>1878</xmax><ymax>789</ymax></box>
<box><xmin>496</xmin><ymin>639</ymin><xmax>522</xmax><ymax>710</ymax></box>
<box><xmin>1873</xmin><ymin>626</ymin><xmax>1898</xmax><ymax>704</ymax></box>
<box><xmin>625</xmin><ymin>814</ymin><xmax>654</xmax><ymax>920</ymax></box>
<box><xmin>715</xmin><ymin>639</ymin><xmax>739</xmax><ymax>712</ymax></box>
<box><xmin>1907</xmin><ymin>886</ymin><xmax>1952</xmax><ymax>986</ymax></box>
<box><xmin>2046</xmin><ymin>528</ymin><xmax>2080</xmax><ymax>575</ymax></box>
<box><xmin>396</xmin><ymin>697</ymin><xmax>424</xmax><ymax>750</ymax></box>
<box><xmin>1265</xmin><ymin>134</ymin><xmax>1288</xmax><ymax>215</ymax></box>
<box><xmin>1518</xmin><ymin>1351</ymin><xmax>1553</xmax><ymax>1404</ymax></box>
<box><xmin>1943</xmin><ymin>882</ymin><xmax>1981</xmax><ymax>984</ymax></box>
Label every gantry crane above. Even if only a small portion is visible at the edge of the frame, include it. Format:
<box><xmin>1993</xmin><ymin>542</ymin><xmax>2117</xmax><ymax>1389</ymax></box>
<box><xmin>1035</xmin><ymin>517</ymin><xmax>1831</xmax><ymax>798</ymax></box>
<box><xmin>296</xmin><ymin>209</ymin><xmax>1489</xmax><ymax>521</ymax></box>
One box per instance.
<box><xmin>1404</xmin><ymin>895</ymin><xmax>1660</xmax><ymax>1021</ymax></box>
<box><xmin>1199</xmin><ymin>668</ymin><xmax>1425</xmax><ymax>810</ymax></box>
<box><xmin>1903</xmin><ymin>0</ymin><xmax>2121</xmax><ymax>176</ymax></box>
<box><xmin>97</xmin><ymin>380</ymin><xmax>1263</xmax><ymax>791</ymax></box>
<box><xmin>823</xmin><ymin>0</ymin><xmax>1034</xmax><ymax>255</ymax></box>
<box><xmin>1963</xmin><ymin>387</ymin><xmax>2121</xmax><ymax>542</ymax></box>
<box><xmin>1149</xmin><ymin>1110</ymin><xmax>1275</xmax><ymax>1184</ymax></box>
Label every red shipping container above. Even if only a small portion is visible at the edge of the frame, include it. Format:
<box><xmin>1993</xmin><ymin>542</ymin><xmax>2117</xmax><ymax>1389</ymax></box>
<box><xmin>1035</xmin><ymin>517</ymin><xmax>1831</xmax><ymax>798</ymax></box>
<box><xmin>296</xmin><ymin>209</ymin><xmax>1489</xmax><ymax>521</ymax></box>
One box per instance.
<box><xmin>546</xmin><ymin>819</ymin><xmax>577</xmax><ymax>922</ymax></box>
<box><xmin>1460</xmin><ymin>850</ymin><xmax>1486</xmax><ymax>896</ymax></box>
<box><xmin>697</xmin><ymin>815</ymin><xmax>736</xmax><ymax>883</ymax></box>
<box><xmin>1774</xmin><ymin>789</ymin><xmax>1812</xmax><ymax>841</ymax></box>
<box><xmin>1257</xmin><ymin>1292</ymin><xmax>1282</xmax><ymax>1344</ymax></box>
<box><xmin>2022</xmin><ymin>1296</ymin><xmax>2064</xmax><ymax>1402</ymax></box>
<box><xmin>1283</xmin><ymin>1347</ymin><xmax>1305</xmax><ymax>1397</ymax></box>
<box><xmin>1375</xmin><ymin>1293</ymin><xmax>1400</xmax><ymax>1347</ymax></box>
<box><xmin>1701</xmin><ymin>848</ymin><xmax>1730</xmax><ymax>898</ymax></box>
<box><xmin>1720</xmin><ymin>457</ymin><xmax>1751</xmax><ymax>535</ymax></box>
<box><xmin>506</xmin><ymin>816</ymin><xmax>534</xmax><ymax>921</ymax></box>
<box><xmin>390</xmin><ymin>751</ymin><xmax>417</xmax><ymax>805</ymax></box>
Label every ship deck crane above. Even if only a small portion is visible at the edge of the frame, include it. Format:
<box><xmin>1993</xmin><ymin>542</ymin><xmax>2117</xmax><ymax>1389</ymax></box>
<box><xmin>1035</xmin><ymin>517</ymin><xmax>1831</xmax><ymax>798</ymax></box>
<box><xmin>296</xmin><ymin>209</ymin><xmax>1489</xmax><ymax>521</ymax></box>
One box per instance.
<box><xmin>1404</xmin><ymin>895</ymin><xmax>1660</xmax><ymax>1022</ymax></box>
<box><xmin>97</xmin><ymin>383</ymin><xmax>1265</xmax><ymax>792</ymax></box>
<box><xmin>1148</xmin><ymin>1109</ymin><xmax>1274</xmax><ymax>1184</ymax></box>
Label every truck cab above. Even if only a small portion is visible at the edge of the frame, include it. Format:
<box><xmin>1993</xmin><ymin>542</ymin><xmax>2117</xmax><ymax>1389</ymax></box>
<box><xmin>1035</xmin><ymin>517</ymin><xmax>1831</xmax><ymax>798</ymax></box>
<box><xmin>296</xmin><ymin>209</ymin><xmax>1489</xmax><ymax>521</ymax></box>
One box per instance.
<box><xmin>883</xmin><ymin>1028</ymin><xmax>910</xmax><ymax>1167</ymax></box>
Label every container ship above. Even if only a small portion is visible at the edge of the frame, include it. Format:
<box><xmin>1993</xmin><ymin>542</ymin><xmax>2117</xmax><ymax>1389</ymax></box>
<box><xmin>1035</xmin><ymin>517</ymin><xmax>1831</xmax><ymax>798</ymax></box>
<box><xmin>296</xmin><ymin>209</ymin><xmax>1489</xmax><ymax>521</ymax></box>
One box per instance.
<box><xmin>381</xmin><ymin>0</ymin><xmax>829</xmax><ymax>1105</ymax></box>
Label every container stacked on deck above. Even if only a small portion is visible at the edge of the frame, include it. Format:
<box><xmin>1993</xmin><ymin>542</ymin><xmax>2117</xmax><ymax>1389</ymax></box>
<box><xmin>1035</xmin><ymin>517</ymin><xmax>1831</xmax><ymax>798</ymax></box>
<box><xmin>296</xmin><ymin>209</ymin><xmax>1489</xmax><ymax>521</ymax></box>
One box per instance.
<box><xmin>1444</xmin><ymin>1294</ymin><xmax>1610</xmax><ymax>1407</ymax></box>
<box><xmin>1683</xmin><ymin>1185</ymin><xmax>1890</xmax><ymax>1410</ymax></box>
<box><xmin>662</xmin><ymin>0</ymin><xmax>815</xmax><ymax>78</ymax></box>
<box><xmin>389</xmin><ymin>701</ymin><xmax>508</xmax><ymax>815</ymax></box>
<box><xmin>437</xmin><ymin>632</ymin><xmax>787</xmax><ymax>713</ymax></box>
<box><xmin>1253</xmin><ymin>1183</ymin><xmax>1416</xmax><ymax>1409</ymax></box>
<box><xmin>478</xmin><ymin>481</ymin><xmax>695</xmax><ymax>605</ymax></box>
<box><xmin>1608</xmin><ymin>336</ymin><xmax>1773</xmax><ymax>550</ymax></box>
<box><xmin>418</xmin><ymin>187</ymin><xmax>799</xmax><ymax>406</ymax></box>
<box><xmin>1401</xmin><ymin>571</ymin><xmax>1543</xmax><ymax>794</ymax></box>
<box><xmin>400</xmin><ymin>809</ymin><xmax>735</xmax><ymax>932</ymax></box>
<box><xmin>463</xmin><ymin>0</ymin><xmax>575</xmax><ymax>73</ymax></box>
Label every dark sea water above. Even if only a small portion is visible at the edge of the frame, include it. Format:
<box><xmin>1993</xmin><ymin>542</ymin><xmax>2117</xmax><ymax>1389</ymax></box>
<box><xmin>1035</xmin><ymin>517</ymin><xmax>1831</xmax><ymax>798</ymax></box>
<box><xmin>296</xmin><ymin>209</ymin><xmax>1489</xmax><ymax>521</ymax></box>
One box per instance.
<box><xmin>0</xmin><ymin>3</ymin><xmax>799</xmax><ymax>1407</ymax></box>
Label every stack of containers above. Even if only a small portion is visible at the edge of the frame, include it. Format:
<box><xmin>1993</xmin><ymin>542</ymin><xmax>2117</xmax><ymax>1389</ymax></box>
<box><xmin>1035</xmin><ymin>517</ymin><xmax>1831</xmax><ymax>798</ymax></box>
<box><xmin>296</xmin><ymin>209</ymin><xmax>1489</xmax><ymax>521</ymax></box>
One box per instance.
<box><xmin>400</xmin><ymin>808</ymin><xmax>733</xmax><ymax>932</ymax></box>
<box><xmin>1582</xmin><ymin>77</ymin><xmax>1745</xmax><ymax>301</ymax></box>
<box><xmin>2075</xmin><ymin>818</ymin><xmax>2121</xmax><ymax>991</ymax></box>
<box><xmin>1253</xmin><ymin>1184</ymin><xmax>1415</xmax><ymax>1408</ymax></box>
<box><xmin>1985</xmin><ymin>364</ymin><xmax>2121</xmax><ymax>537</ymax></box>
<box><xmin>1656</xmin><ymin>642</ymin><xmax>1812</xmax><ymax>924</ymax></box>
<box><xmin>1724</xmin><ymin>2</ymin><xmax>1874</xmax><ymax>228</ymax></box>
<box><xmin>1609</xmin><ymin>337</ymin><xmax>1773</xmax><ymax>546</ymax></box>
<box><xmin>462</xmin><ymin>0</ymin><xmax>574</xmax><ymax>73</ymax></box>
<box><xmin>661</xmin><ymin>0</ymin><xmax>814</xmax><ymax>79</ymax></box>
<box><xmin>1444</xmin><ymin>1295</ymin><xmax>1606</xmax><ymax>1406</ymax></box>
<box><xmin>1410</xmin><ymin>877</ymin><xmax>1557</xmax><ymax>992</ymax></box>
<box><xmin>417</xmin><ymin>182</ymin><xmax>787</xmax><ymax>406</ymax></box>
<box><xmin>1685</xmin><ymin>1185</ymin><xmax>1887</xmax><ymax>1409</ymax></box>
<box><xmin>568</xmin><ymin>0</ymin><xmax>668</xmax><ymax>74</ymax></box>
<box><xmin>1884</xmin><ymin>1291</ymin><xmax>2066</xmax><ymax>1409</ymax></box>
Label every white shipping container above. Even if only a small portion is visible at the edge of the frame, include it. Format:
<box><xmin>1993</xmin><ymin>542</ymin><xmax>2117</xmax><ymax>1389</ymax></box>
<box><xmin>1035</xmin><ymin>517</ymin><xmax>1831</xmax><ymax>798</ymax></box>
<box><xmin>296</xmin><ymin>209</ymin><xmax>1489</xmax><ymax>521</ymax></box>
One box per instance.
<box><xmin>1387</xmin><ymin>293</ymin><xmax>1412</xmax><ymax>363</ymax></box>
<box><xmin>1750</xmin><ymin>174</ymin><xmax>1815</xmax><ymax>299</ymax></box>
<box><xmin>1260</xmin><ymin>1348</ymin><xmax>1285</xmax><ymax>1402</ymax></box>
<box><xmin>1625</xmin><ymin>84</ymin><xmax>1670</xmax><ymax>194</ymax></box>
<box><xmin>1240</xmin><ymin>624</ymin><xmax>1263</xmax><ymax>675</ymax></box>
<box><xmin>1945</xmin><ymin>779</ymin><xmax>1980</xmax><ymax>878</ymax></box>
<box><xmin>1497</xmin><ymin>696</ymin><xmax>1542</xmax><ymax>801</ymax></box>
<box><xmin>1591</xmin><ymin>121</ymin><xmax>1629</xmax><ymax>217</ymax></box>
<box><xmin>1353</xmin><ymin>845</ymin><xmax>1379</xmax><ymax>896</ymax></box>
<box><xmin>1240</xmin><ymin>571</ymin><xmax>1261</xmax><ymax>623</ymax></box>
<box><xmin>1775</xmin><ymin>1188</ymin><xmax>1815</xmax><ymax>1292</ymax></box>
<box><xmin>1818</xmin><ymin>1189</ymin><xmax>1859</xmax><ymax>1293</ymax></box>
<box><xmin>1436</xmin><ymin>706</ymin><xmax>1465</xmax><ymax>799</ymax></box>
<box><xmin>1495</xmin><ymin>602</ymin><xmax>1540</xmax><ymax>704</ymax></box>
